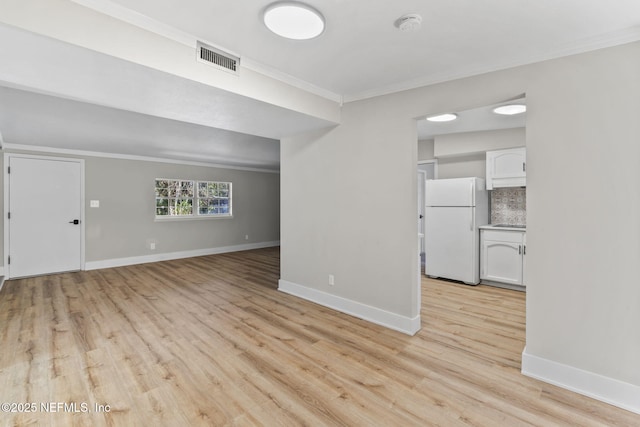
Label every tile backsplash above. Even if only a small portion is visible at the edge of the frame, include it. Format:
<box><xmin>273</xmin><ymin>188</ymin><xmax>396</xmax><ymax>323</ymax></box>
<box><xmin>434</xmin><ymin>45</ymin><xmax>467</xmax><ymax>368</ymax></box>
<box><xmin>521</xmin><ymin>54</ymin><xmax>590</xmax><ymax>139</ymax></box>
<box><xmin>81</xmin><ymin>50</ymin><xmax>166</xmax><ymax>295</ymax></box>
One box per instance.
<box><xmin>490</xmin><ymin>187</ymin><xmax>526</xmax><ymax>225</ymax></box>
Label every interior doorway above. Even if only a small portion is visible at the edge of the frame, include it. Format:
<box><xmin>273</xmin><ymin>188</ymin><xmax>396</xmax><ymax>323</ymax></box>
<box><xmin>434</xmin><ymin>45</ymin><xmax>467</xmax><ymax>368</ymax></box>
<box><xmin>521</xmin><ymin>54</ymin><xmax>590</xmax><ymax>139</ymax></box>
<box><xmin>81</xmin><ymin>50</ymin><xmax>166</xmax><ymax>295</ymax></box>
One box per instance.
<box><xmin>414</xmin><ymin>96</ymin><xmax>528</xmax><ymax>335</ymax></box>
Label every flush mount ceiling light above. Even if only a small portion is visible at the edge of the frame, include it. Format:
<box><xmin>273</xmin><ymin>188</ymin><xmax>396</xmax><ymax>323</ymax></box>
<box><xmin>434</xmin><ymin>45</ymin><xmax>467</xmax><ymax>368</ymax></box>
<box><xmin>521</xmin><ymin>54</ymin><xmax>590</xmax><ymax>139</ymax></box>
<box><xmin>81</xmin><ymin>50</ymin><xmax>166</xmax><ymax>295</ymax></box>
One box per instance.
<box><xmin>263</xmin><ymin>2</ymin><xmax>325</xmax><ymax>40</ymax></box>
<box><xmin>426</xmin><ymin>113</ymin><xmax>458</xmax><ymax>122</ymax></box>
<box><xmin>395</xmin><ymin>14</ymin><xmax>423</xmax><ymax>32</ymax></box>
<box><xmin>493</xmin><ymin>104</ymin><xmax>527</xmax><ymax>115</ymax></box>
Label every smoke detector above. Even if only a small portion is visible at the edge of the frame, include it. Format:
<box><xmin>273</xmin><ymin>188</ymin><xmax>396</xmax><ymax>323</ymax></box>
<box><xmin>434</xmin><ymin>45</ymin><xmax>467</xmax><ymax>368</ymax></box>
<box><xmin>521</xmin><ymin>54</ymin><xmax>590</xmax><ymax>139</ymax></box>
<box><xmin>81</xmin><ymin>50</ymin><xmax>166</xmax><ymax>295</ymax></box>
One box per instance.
<box><xmin>395</xmin><ymin>14</ymin><xmax>422</xmax><ymax>32</ymax></box>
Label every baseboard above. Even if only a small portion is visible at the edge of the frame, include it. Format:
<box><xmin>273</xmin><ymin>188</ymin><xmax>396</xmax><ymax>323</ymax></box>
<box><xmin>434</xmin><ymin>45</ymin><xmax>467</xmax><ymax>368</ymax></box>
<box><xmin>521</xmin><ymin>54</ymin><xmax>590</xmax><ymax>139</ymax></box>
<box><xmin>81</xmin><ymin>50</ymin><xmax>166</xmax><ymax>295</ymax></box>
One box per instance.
<box><xmin>521</xmin><ymin>347</ymin><xmax>640</xmax><ymax>415</ymax></box>
<box><xmin>85</xmin><ymin>241</ymin><xmax>280</xmax><ymax>270</ymax></box>
<box><xmin>278</xmin><ymin>279</ymin><xmax>421</xmax><ymax>336</ymax></box>
<box><xmin>480</xmin><ymin>280</ymin><xmax>525</xmax><ymax>292</ymax></box>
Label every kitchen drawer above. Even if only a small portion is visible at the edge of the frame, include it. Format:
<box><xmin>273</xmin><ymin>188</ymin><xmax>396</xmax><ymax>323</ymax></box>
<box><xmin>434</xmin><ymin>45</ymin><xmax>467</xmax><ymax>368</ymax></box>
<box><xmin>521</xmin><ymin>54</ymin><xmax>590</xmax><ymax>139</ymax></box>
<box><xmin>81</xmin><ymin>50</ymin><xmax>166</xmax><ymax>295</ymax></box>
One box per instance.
<box><xmin>481</xmin><ymin>229</ymin><xmax>524</xmax><ymax>243</ymax></box>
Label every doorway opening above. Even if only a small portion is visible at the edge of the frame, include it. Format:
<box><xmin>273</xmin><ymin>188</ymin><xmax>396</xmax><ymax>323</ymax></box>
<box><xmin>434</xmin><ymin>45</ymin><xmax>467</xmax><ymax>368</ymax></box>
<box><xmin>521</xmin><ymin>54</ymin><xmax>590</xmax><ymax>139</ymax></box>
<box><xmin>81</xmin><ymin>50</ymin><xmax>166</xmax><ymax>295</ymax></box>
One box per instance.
<box><xmin>415</xmin><ymin>95</ymin><xmax>528</xmax><ymax>317</ymax></box>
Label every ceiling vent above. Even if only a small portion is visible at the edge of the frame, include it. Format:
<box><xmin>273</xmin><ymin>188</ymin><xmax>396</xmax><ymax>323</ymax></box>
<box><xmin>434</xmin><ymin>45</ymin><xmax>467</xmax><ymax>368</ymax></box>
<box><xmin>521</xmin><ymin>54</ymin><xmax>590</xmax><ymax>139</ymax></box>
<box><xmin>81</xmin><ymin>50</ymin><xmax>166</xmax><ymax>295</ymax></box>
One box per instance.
<box><xmin>197</xmin><ymin>42</ymin><xmax>239</xmax><ymax>74</ymax></box>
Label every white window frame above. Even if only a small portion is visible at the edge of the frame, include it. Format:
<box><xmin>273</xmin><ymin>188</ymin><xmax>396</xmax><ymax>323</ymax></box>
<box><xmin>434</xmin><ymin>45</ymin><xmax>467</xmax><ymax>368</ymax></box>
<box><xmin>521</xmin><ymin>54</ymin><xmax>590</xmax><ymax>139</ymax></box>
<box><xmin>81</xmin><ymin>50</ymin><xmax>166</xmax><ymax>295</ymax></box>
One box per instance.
<box><xmin>155</xmin><ymin>178</ymin><xmax>232</xmax><ymax>220</ymax></box>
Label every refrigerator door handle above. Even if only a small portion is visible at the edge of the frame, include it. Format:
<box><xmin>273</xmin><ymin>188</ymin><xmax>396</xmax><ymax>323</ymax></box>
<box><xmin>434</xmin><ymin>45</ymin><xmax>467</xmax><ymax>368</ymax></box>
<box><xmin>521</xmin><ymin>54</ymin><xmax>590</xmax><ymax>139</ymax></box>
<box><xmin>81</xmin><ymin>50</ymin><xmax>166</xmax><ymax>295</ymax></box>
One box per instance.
<box><xmin>470</xmin><ymin>181</ymin><xmax>475</xmax><ymax>206</ymax></box>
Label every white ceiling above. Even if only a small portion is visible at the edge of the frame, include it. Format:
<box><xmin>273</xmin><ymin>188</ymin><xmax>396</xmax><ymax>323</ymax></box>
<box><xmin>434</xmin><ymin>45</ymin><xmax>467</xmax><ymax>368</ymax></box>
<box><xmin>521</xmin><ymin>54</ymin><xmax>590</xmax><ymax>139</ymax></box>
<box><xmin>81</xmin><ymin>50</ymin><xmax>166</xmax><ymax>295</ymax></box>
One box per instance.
<box><xmin>0</xmin><ymin>21</ymin><xmax>333</xmax><ymax>170</ymax></box>
<box><xmin>417</xmin><ymin>98</ymin><xmax>527</xmax><ymax>141</ymax></box>
<box><xmin>1</xmin><ymin>0</ymin><xmax>639</xmax><ymax>168</ymax></box>
<box><xmin>97</xmin><ymin>0</ymin><xmax>640</xmax><ymax>100</ymax></box>
<box><xmin>0</xmin><ymin>86</ymin><xmax>281</xmax><ymax>171</ymax></box>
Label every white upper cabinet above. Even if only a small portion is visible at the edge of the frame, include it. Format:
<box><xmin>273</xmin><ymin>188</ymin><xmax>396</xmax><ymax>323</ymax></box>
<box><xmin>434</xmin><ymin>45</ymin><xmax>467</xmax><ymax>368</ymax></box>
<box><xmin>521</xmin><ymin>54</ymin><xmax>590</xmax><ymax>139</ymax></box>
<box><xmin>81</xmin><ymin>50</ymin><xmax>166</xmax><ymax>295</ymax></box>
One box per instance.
<box><xmin>486</xmin><ymin>147</ymin><xmax>526</xmax><ymax>189</ymax></box>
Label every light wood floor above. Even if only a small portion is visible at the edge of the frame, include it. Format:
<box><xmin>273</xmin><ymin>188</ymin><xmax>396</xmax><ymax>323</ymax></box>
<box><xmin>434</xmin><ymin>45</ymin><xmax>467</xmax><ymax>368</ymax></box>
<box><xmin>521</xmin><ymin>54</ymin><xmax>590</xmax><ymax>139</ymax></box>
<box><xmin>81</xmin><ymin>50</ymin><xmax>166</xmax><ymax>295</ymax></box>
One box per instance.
<box><xmin>0</xmin><ymin>247</ymin><xmax>638</xmax><ymax>426</ymax></box>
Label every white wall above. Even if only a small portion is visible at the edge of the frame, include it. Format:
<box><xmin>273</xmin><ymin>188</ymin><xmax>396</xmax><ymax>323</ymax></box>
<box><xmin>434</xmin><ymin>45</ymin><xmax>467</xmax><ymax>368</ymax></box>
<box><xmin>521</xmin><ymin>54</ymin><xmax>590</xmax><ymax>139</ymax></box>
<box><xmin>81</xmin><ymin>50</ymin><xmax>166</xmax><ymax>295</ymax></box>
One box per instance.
<box><xmin>437</xmin><ymin>154</ymin><xmax>486</xmax><ymax>179</ymax></box>
<box><xmin>523</xmin><ymin>42</ymin><xmax>640</xmax><ymax>405</ymax></box>
<box><xmin>280</xmin><ymin>108</ymin><xmax>420</xmax><ymax>332</ymax></box>
<box><xmin>434</xmin><ymin>127</ymin><xmax>525</xmax><ymax>157</ymax></box>
<box><xmin>84</xmin><ymin>156</ymin><xmax>280</xmax><ymax>263</ymax></box>
<box><xmin>417</xmin><ymin>139</ymin><xmax>434</xmax><ymax>161</ymax></box>
<box><xmin>1</xmin><ymin>151</ymin><xmax>280</xmax><ymax>268</ymax></box>
<box><xmin>280</xmin><ymin>41</ymin><xmax>640</xmax><ymax>410</ymax></box>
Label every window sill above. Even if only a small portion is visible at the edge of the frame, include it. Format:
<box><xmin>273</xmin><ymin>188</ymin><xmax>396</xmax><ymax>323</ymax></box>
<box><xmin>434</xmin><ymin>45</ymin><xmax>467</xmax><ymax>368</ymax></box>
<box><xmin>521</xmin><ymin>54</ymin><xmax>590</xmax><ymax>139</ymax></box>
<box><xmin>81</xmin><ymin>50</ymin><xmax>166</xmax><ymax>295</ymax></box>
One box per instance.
<box><xmin>154</xmin><ymin>214</ymin><xmax>233</xmax><ymax>222</ymax></box>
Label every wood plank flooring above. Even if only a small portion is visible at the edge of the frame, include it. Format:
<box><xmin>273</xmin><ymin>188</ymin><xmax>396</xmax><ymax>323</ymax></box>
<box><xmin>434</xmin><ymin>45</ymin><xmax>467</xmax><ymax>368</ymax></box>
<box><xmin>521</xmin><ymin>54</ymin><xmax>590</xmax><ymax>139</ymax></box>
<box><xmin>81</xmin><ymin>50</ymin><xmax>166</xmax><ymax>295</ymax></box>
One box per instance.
<box><xmin>0</xmin><ymin>247</ymin><xmax>638</xmax><ymax>426</ymax></box>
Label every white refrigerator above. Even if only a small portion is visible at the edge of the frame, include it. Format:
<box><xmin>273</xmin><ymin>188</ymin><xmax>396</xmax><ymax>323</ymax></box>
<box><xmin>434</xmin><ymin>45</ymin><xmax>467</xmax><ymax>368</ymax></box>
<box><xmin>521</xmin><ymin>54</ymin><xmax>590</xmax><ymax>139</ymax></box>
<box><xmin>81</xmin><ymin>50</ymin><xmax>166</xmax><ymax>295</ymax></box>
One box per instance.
<box><xmin>424</xmin><ymin>177</ymin><xmax>488</xmax><ymax>285</ymax></box>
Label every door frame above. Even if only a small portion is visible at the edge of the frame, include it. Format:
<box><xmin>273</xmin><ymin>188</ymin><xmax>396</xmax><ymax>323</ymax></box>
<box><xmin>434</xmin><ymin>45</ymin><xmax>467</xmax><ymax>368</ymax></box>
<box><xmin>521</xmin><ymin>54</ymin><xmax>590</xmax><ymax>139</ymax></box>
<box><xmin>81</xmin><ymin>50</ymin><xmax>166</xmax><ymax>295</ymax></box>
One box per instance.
<box><xmin>417</xmin><ymin>159</ymin><xmax>438</xmax><ymax>179</ymax></box>
<box><xmin>416</xmin><ymin>159</ymin><xmax>437</xmax><ymax>316</ymax></box>
<box><xmin>3</xmin><ymin>153</ymin><xmax>86</xmax><ymax>279</ymax></box>
<box><xmin>417</xmin><ymin>159</ymin><xmax>438</xmax><ymax>263</ymax></box>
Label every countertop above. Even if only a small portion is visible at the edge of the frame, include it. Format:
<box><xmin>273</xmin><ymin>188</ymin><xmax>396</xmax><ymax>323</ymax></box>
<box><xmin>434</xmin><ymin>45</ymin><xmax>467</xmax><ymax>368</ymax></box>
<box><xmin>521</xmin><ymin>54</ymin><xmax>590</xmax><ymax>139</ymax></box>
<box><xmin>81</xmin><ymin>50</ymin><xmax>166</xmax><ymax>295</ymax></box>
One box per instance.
<box><xmin>479</xmin><ymin>224</ymin><xmax>527</xmax><ymax>232</ymax></box>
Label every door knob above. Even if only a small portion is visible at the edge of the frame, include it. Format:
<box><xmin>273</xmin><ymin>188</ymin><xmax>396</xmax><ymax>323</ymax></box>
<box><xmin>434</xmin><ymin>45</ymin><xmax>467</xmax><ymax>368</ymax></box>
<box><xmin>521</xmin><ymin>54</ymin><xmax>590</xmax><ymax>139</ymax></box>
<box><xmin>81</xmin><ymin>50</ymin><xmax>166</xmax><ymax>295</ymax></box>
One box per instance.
<box><xmin>69</xmin><ymin>219</ymin><xmax>80</xmax><ymax>224</ymax></box>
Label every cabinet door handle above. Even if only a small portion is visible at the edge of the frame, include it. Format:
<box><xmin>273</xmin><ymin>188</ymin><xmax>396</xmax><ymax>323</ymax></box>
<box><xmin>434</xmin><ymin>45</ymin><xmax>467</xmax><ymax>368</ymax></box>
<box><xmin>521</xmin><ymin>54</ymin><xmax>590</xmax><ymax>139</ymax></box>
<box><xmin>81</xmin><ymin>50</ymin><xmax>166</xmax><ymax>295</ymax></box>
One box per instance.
<box><xmin>518</xmin><ymin>245</ymin><xmax>522</xmax><ymax>255</ymax></box>
<box><xmin>523</xmin><ymin>245</ymin><xmax>526</xmax><ymax>255</ymax></box>
<box><xmin>523</xmin><ymin>162</ymin><xmax>526</xmax><ymax>172</ymax></box>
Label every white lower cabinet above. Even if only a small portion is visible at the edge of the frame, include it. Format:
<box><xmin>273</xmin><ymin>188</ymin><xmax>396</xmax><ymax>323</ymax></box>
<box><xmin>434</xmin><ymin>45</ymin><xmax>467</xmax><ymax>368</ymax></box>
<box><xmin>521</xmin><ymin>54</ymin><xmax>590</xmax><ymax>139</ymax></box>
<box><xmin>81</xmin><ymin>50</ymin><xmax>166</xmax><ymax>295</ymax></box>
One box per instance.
<box><xmin>480</xmin><ymin>229</ymin><xmax>526</xmax><ymax>286</ymax></box>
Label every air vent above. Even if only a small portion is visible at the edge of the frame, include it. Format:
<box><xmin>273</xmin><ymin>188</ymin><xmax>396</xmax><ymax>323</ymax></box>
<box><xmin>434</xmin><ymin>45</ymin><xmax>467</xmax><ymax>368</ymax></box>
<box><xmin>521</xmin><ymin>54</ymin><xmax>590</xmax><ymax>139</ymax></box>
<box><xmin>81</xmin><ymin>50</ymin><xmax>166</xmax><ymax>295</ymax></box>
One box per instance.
<box><xmin>197</xmin><ymin>42</ymin><xmax>239</xmax><ymax>74</ymax></box>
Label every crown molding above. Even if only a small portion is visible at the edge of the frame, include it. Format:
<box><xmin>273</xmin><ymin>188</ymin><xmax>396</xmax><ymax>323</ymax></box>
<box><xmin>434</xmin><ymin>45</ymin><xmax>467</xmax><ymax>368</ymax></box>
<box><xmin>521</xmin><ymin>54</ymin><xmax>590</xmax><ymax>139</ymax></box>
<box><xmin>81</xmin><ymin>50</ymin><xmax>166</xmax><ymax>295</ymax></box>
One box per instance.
<box><xmin>240</xmin><ymin>57</ymin><xmax>342</xmax><ymax>103</ymax></box>
<box><xmin>70</xmin><ymin>0</ymin><xmax>342</xmax><ymax>103</ymax></box>
<box><xmin>2</xmin><ymin>143</ymin><xmax>280</xmax><ymax>174</ymax></box>
<box><xmin>343</xmin><ymin>25</ymin><xmax>640</xmax><ymax>103</ymax></box>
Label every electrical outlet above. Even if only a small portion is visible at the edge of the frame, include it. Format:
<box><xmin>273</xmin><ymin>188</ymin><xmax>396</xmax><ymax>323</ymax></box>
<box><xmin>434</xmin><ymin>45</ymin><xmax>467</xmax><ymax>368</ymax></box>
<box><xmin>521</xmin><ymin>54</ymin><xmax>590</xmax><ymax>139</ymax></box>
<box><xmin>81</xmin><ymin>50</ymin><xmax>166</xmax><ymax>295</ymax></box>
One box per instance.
<box><xmin>90</xmin><ymin>200</ymin><xmax>100</xmax><ymax>208</ymax></box>
<box><xmin>245</xmin><ymin>234</ymin><xmax>249</xmax><ymax>240</ymax></box>
<box><xmin>328</xmin><ymin>274</ymin><xmax>335</xmax><ymax>286</ymax></box>
<box><xmin>150</xmin><ymin>242</ymin><xmax>156</xmax><ymax>250</ymax></box>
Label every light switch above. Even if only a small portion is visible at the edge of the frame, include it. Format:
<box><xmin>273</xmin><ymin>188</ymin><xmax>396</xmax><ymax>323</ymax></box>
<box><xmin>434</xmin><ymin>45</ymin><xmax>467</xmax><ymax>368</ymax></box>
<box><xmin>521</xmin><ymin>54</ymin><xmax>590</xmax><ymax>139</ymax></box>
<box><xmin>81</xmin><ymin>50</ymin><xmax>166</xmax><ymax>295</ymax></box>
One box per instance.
<box><xmin>90</xmin><ymin>200</ymin><xmax>100</xmax><ymax>208</ymax></box>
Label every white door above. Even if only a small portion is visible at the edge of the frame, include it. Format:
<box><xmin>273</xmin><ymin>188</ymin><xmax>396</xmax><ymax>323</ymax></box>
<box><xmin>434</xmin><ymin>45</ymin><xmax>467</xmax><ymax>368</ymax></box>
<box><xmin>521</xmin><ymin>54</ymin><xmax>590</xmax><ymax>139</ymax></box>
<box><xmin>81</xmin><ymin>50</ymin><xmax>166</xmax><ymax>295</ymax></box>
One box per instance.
<box><xmin>6</xmin><ymin>155</ymin><xmax>84</xmax><ymax>278</ymax></box>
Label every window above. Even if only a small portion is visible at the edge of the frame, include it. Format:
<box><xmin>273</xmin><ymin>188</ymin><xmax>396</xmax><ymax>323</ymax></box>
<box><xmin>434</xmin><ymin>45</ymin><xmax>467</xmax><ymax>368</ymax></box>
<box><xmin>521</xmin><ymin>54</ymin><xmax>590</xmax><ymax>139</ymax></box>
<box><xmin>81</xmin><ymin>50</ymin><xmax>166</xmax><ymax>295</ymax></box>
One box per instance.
<box><xmin>155</xmin><ymin>179</ymin><xmax>232</xmax><ymax>218</ymax></box>
<box><xmin>197</xmin><ymin>181</ymin><xmax>231</xmax><ymax>215</ymax></box>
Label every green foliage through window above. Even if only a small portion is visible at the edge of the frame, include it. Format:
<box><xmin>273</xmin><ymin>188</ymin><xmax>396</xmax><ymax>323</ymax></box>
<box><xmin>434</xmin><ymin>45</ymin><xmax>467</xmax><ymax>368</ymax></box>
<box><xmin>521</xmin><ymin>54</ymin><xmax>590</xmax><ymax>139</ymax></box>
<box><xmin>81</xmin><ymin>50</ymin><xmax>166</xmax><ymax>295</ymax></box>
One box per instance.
<box><xmin>155</xmin><ymin>179</ymin><xmax>231</xmax><ymax>217</ymax></box>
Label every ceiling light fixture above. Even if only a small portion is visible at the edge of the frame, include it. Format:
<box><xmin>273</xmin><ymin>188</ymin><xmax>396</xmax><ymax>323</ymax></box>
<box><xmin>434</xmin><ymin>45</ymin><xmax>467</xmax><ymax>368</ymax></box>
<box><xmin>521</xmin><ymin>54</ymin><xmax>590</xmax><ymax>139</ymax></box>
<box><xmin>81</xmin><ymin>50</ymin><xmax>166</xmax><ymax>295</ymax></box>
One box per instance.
<box><xmin>493</xmin><ymin>104</ymin><xmax>527</xmax><ymax>115</ymax></box>
<box><xmin>263</xmin><ymin>2</ymin><xmax>325</xmax><ymax>40</ymax></box>
<box><xmin>426</xmin><ymin>113</ymin><xmax>458</xmax><ymax>122</ymax></box>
